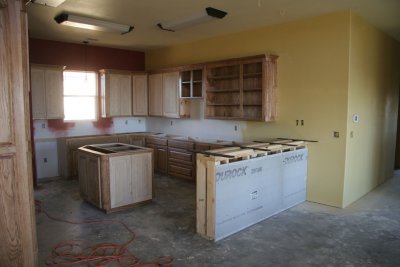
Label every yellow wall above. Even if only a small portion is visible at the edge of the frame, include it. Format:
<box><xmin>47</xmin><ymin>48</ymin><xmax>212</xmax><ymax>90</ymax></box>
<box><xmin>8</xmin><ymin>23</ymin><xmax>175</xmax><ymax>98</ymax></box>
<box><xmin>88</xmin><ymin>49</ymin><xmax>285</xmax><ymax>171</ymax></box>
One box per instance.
<box><xmin>147</xmin><ymin>11</ymin><xmax>399</xmax><ymax>208</ymax></box>
<box><xmin>343</xmin><ymin>14</ymin><xmax>400</xmax><ymax>207</ymax></box>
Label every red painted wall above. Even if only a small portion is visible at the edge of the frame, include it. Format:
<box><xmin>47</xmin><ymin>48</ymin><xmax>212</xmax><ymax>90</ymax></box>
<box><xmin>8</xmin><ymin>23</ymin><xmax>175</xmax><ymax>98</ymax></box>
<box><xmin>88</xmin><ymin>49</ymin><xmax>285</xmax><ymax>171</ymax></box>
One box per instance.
<box><xmin>29</xmin><ymin>38</ymin><xmax>145</xmax><ymax>71</ymax></box>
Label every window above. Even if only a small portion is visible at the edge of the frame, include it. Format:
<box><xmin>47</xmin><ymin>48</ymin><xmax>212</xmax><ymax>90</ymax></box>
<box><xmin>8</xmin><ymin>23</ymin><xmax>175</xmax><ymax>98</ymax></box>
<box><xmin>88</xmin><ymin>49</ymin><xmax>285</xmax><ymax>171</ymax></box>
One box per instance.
<box><xmin>63</xmin><ymin>71</ymin><xmax>97</xmax><ymax>121</ymax></box>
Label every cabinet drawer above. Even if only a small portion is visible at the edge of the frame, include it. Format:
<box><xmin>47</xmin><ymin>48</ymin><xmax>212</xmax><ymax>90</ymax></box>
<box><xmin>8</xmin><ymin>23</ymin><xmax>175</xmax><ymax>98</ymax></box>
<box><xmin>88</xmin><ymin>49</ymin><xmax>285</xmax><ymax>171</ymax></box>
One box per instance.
<box><xmin>168</xmin><ymin>139</ymin><xmax>194</xmax><ymax>150</ymax></box>
<box><xmin>146</xmin><ymin>137</ymin><xmax>168</xmax><ymax>146</ymax></box>
<box><xmin>168</xmin><ymin>149</ymin><xmax>193</xmax><ymax>162</ymax></box>
<box><xmin>169</xmin><ymin>164</ymin><xmax>193</xmax><ymax>179</ymax></box>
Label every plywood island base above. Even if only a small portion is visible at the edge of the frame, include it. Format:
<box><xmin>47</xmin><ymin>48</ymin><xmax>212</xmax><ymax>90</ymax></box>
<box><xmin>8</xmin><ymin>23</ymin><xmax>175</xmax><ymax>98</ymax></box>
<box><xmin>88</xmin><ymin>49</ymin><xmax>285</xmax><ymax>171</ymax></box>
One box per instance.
<box><xmin>78</xmin><ymin>143</ymin><xmax>153</xmax><ymax>213</ymax></box>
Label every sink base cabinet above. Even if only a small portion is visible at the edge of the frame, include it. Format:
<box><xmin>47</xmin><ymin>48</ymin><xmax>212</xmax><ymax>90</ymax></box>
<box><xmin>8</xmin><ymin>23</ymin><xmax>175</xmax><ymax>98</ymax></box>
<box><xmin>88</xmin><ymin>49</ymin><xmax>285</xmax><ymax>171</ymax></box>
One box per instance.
<box><xmin>78</xmin><ymin>147</ymin><xmax>153</xmax><ymax>213</ymax></box>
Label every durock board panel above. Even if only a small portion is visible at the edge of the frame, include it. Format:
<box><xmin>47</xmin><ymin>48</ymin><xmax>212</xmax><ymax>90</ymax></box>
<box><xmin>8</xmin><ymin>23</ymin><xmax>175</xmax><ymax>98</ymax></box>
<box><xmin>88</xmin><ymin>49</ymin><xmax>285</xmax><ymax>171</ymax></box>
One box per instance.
<box><xmin>214</xmin><ymin>148</ymin><xmax>308</xmax><ymax>241</ymax></box>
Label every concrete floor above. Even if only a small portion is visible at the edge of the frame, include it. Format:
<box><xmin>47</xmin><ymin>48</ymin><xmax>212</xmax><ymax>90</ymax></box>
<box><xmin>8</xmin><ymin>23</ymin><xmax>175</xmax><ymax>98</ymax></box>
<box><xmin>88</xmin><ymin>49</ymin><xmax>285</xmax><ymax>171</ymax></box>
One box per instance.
<box><xmin>35</xmin><ymin>173</ymin><xmax>400</xmax><ymax>266</ymax></box>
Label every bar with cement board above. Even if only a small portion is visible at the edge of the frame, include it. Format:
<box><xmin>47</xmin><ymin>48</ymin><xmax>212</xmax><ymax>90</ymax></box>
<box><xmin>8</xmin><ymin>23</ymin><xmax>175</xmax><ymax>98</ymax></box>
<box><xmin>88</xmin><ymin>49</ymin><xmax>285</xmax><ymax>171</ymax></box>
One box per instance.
<box><xmin>196</xmin><ymin>141</ymin><xmax>308</xmax><ymax>241</ymax></box>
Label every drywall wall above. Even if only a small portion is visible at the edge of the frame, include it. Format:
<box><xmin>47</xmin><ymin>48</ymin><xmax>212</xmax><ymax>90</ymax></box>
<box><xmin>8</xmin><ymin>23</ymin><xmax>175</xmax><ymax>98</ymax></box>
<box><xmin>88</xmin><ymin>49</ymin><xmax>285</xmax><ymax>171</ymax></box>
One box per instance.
<box><xmin>146</xmin><ymin>11</ymin><xmax>351</xmax><ymax>207</ymax></box>
<box><xmin>343</xmin><ymin>14</ymin><xmax>400</xmax><ymax>207</ymax></box>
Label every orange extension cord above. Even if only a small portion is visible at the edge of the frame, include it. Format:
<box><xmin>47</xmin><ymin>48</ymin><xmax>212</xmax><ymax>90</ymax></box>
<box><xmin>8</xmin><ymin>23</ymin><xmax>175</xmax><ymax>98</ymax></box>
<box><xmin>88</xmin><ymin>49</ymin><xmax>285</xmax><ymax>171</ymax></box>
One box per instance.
<box><xmin>35</xmin><ymin>200</ymin><xmax>173</xmax><ymax>267</ymax></box>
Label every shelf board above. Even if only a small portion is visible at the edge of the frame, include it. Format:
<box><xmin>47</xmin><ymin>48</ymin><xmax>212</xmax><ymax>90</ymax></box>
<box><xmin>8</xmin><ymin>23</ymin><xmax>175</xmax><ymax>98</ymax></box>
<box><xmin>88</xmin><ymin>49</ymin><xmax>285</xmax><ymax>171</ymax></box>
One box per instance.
<box><xmin>181</xmin><ymin>81</ymin><xmax>191</xmax><ymax>84</ymax></box>
<box><xmin>193</xmin><ymin>80</ymin><xmax>202</xmax><ymax>83</ymax></box>
<box><xmin>243</xmin><ymin>104</ymin><xmax>262</xmax><ymax>106</ymax></box>
<box><xmin>207</xmin><ymin>89</ymin><xmax>240</xmax><ymax>93</ymax></box>
<box><xmin>208</xmin><ymin>74</ymin><xmax>240</xmax><ymax>80</ymax></box>
<box><xmin>243</xmin><ymin>88</ymin><xmax>262</xmax><ymax>92</ymax></box>
<box><xmin>206</xmin><ymin>103</ymin><xmax>240</xmax><ymax>106</ymax></box>
<box><xmin>243</xmin><ymin>72</ymin><xmax>262</xmax><ymax>78</ymax></box>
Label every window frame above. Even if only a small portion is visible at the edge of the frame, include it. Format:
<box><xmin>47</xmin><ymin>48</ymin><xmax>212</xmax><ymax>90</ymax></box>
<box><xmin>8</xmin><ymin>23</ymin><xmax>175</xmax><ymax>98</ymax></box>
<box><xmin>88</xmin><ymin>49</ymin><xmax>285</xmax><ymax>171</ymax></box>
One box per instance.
<box><xmin>62</xmin><ymin>70</ymin><xmax>99</xmax><ymax>122</ymax></box>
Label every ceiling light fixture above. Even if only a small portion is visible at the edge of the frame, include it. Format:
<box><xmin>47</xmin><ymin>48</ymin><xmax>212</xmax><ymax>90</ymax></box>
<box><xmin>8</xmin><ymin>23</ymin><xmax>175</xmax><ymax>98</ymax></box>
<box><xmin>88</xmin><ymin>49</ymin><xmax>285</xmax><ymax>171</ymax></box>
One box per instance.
<box><xmin>157</xmin><ymin>7</ymin><xmax>227</xmax><ymax>32</ymax></box>
<box><xmin>54</xmin><ymin>13</ymin><xmax>134</xmax><ymax>35</ymax></box>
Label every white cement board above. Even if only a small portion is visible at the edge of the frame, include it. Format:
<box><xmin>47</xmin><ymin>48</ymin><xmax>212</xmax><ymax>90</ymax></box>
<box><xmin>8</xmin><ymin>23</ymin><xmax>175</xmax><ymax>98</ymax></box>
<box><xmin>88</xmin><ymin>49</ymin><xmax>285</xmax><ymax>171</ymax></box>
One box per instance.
<box><xmin>214</xmin><ymin>148</ymin><xmax>308</xmax><ymax>241</ymax></box>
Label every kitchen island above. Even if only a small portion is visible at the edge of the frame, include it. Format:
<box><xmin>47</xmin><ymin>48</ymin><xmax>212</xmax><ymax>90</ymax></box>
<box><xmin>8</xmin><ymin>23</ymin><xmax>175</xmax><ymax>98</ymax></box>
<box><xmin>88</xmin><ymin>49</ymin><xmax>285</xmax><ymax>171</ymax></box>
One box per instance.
<box><xmin>77</xmin><ymin>143</ymin><xmax>153</xmax><ymax>213</ymax></box>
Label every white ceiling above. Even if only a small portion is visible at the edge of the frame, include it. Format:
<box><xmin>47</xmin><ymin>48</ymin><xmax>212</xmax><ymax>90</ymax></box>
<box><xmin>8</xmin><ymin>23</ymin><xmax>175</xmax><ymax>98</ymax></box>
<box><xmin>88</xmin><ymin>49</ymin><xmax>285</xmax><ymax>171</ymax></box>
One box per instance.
<box><xmin>27</xmin><ymin>0</ymin><xmax>400</xmax><ymax>51</ymax></box>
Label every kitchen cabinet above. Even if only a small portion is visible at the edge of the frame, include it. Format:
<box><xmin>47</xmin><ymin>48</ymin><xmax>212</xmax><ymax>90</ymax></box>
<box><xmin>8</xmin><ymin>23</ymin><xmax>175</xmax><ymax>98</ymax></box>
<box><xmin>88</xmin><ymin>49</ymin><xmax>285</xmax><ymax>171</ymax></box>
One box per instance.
<box><xmin>57</xmin><ymin>133</ymin><xmax>146</xmax><ymax>179</ymax></box>
<box><xmin>132</xmin><ymin>73</ymin><xmax>148</xmax><ymax>116</ymax></box>
<box><xmin>148</xmin><ymin>73</ymin><xmax>163</xmax><ymax>116</ymax></box>
<box><xmin>145</xmin><ymin>136</ymin><xmax>168</xmax><ymax>174</ymax></box>
<box><xmin>205</xmin><ymin>54</ymin><xmax>278</xmax><ymax>121</ymax></box>
<box><xmin>31</xmin><ymin>64</ymin><xmax>64</xmax><ymax>119</ymax></box>
<box><xmin>168</xmin><ymin>138</ymin><xmax>195</xmax><ymax>180</ymax></box>
<box><xmin>163</xmin><ymin>71</ymin><xmax>180</xmax><ymax>117</ymax></box>
<box><xmin>78</xmin><ymin>143</ymin><xmax>153</xmax><ymax>213</ymax></box>
<box><xmin>78</xmin><ymin>152</ymin><xmax>101</xmax><ymax>207</ymax></box>
<box><xmin>180</xmin><ymin>68</ymin><xmax>204</xmax><ymax>98</ymax></box>
<box><xmin>100</xmin><ymin>69</ymin><xmax>132</xmax><ymax>117</ymax></box>
<box><xmin>148</xmin><ymin>72</ymin><xmax>191</xmax><ymax>118</ymax></box>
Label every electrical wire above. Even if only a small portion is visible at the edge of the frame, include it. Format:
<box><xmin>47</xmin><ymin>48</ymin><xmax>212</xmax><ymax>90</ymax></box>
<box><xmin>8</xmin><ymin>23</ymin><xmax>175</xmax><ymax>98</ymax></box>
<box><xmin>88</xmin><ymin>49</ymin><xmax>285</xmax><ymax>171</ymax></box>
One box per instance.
<box><xmin>35</xmin><ymin>199</ymin><xmax>173</xmax><ymax>267</ymax></box>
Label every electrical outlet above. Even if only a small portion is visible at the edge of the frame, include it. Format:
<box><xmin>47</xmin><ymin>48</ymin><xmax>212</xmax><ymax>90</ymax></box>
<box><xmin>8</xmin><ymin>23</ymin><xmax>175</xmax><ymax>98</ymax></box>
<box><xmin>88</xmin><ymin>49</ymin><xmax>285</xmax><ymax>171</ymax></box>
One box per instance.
<box><xmin>301</xmin><ymin>120</ymin><xmax>304</xmax><ymax>126</ymax></box>
<box><xmin>170</xmin><ymin>120</ymin><xmax>173</xmax><ymax>126</ymax></box>
<box><xmin>42</xmin><ymin>123</ymin><xmax>46</xmax><ymax>129</ymax></box>
<box><xmin>43</xmin><ymin>157</ymin><xmax>47</xmax><ymax>163</ymax></box>
<box><xmin>234</xmin><ymin>125</ymin><xmax>238</xmax><ymax>131</ymax></box>
<box><xmin>333</xmin><ymin>131</ymin><xmax>339</xmax><ymax>138</ymax></box>
<box><xmin>296</xmin><ymin>120</ymin><xmax>299</xmax><ymax>126</ymax></box>
<box><xmin>125</xmin><ymin>120</ymin><xmax>128</xmax><ymax>125</ymax></box>
<box><xmin>138</xmin><ymin>119</ymin><xmax>141</xmax><ymax>124</ymax></box>
<box><xmin>350</xmin><ymin>131</ymin><xmax>354</xmax><ymax>138</ymax></box>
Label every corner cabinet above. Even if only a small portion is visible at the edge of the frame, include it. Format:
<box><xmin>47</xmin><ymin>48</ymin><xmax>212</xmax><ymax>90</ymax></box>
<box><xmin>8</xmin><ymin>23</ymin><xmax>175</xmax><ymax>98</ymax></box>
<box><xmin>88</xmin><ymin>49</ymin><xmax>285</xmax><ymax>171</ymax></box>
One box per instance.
<box><xmin>100</xmin><ymin>69</ymin><xmax>132</xmax><ymax>117</ymax></box>
<box><xmin>148</xmin><ymin>72</ymin><xmax>190</xmax><ymax>118</ymax></box>
<box><xmin>205</xmin><ymin>54</ymin><xmax>278</xmax><ymax>121</ymax></box>
<box><xmin>30</xmin><ymin>64</ymin><xmax>64</xmax><ymax>119</ymax></box>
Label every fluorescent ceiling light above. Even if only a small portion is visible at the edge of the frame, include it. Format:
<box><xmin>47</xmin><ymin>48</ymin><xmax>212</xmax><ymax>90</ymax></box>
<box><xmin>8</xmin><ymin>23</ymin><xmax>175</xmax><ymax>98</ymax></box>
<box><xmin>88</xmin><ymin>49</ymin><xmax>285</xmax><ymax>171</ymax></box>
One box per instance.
<box><xmin>30</xmin><ymin>0</ymin><xmax>66</xmax><ymax>7</ymax></box>
<box><xmin>54</xmin><ymin>13</ymin><xmax>133</xmax><ymax>35</ymax></box>
<box><xmin>158</xmin><ymin>7</ymin><xmax>227</xmax><ymax>32</ymax></box>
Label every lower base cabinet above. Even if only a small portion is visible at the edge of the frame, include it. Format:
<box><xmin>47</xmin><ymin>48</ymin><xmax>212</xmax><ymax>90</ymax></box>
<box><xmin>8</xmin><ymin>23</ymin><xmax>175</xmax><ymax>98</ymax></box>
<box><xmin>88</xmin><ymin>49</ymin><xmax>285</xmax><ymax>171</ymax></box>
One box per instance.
<box><xmin>78</xmin><ymin>144</ymin><xmax>153</xmax><ymax>213</ymax></box>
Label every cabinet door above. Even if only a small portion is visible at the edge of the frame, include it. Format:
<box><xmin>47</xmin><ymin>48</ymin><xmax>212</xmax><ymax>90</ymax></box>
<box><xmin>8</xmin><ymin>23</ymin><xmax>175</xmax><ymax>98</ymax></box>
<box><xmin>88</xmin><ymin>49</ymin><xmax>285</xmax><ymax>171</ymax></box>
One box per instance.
<box><xmin>86</xmin><ymin>156</ymin><xmax>101</xmax><ymax>208</ymax></box>
<box><xmin>156</xmin><ymin>146</ymin><xmax>168</xmax><ymax>174</ymax></box>
<box><xmin>148</xmin><ymin>74</ymin><xmax>163</xmax><ymax>116</ymax></box>
<box><xmin>30</xmin><ymin>67</ymin><xmax>47</xmax><ymax>119</ymax></box>
<box><xmin>119</xmin><ymin>74</ymin><xmax>132</xmax><ymax>116</ymax></box>
<box><xmin>108</xmin><ymin>74</ymin><xmax>121</xmax><ymax>116</ymax></box>
<box><xmin>77</xmin><ymin>153</ymin><xmax>88</xmax><ymax>197</ymax></box>
<box><xmin>109</xmin><ymin>155</ymin><xmax>133</xmax><ymax>208</ymax></box>
<box><xmin>163</xmin><ymin>72</ymin><xmax>180</xmax><ymax>118</ymax></box>
<box><xmin>45</xmin><ymin>67</ymin><xmax>64</xmax><ymax>119</ymax></box>
<box><xmin>132</xmin><ymin>74</ymin><xmax>148</xmax><ymax>116</ymax></box>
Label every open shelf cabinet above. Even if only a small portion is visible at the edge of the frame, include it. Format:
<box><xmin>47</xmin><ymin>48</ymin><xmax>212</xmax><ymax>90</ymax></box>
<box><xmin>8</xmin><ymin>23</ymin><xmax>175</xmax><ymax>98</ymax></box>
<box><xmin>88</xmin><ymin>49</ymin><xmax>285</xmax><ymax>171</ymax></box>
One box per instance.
<box><xmin>205</xmin><ymin>54</ymin><xmax>278</xmax><ymax>121</ymax></box>
<box><xmin>180</xmin><ymin>68</ymin><xmax>204</xmax><ymax>98</ymax></box>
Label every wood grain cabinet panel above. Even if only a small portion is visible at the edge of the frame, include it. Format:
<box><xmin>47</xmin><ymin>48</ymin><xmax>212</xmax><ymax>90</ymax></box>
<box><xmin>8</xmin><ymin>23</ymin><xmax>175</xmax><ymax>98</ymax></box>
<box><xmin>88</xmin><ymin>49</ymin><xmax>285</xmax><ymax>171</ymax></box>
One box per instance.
<box><xmin>100</xmin><ymin>70</ymin><xmax>132</xmax><ymax>117</ymax></box>
<box><xmin>132</xmin><ymin>74</ymin><xmax>148</xmax><ymax>116</ymax></box>
<box><xmin>31</xmin><ymin>64</ymin><xmax>64</xmax><ymax>119</ymax></box>
<box><xmin>148</xmin><ymin>73</ymin><xmax>163</xmax><ymax>116</ymax></box>
<box><xmin>163</xmin><ymin>71</ymin><xmax>180</xmax><ymax>118</ymax></box>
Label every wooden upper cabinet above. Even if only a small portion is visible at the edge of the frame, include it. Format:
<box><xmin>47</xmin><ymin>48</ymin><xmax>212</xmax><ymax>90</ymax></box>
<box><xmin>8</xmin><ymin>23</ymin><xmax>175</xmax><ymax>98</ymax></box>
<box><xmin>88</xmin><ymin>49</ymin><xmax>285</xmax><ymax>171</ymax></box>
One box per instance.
<box><xmin>149</xmin><ymin>72</ymin><xmax>191</xmax><ymax>118</ymax></box>
<box><xmin>163</xmin><ymin>71</ymin><xmax>180</xmax><ymax>118</ymax></box>
<box><xmin>148</xmin><ymin>73</ymin><xmax>163</xmax><ymax>116</ymax></box>
<box><xmin>30</xmin><ymin>64</ymin><xmax>64</xmax><ymax>119</ymax></box>
<box><xmin>100</xmin><ymin>70</ymin><xmax>132</xmax><ymax>117</ymax></box>
<box><xmin>132</xmin><ymin>73</ymin><xmax>148</xmax><ymax>116</ymax></box>
<box><xmin>205</xmin><ymin>54</ymin><xmax>278</xmax><ymax>122</ymax></box>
